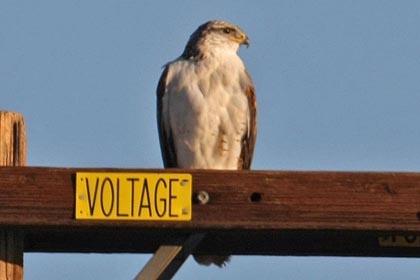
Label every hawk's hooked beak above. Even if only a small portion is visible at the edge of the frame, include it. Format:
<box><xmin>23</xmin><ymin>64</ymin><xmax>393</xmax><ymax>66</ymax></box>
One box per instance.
<box><xmin>231</xmin><ymin>32</ymin><xmax>250</xmax><ymax>47</ymax></box>
<box><xmin>240</xmin><ymin>33</ymin><xmax>250</xmax><ymax>47</ymax></box>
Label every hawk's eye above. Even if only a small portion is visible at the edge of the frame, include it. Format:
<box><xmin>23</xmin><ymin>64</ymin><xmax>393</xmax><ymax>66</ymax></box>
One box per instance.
<box><xmin>223</xmin><ymin>28</ymin><xmax>232</xmax><ymax>34</ymax></box>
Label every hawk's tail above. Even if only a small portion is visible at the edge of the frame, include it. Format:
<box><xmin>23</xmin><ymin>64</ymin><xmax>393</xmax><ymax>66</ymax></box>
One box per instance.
<box><xmin>193</xmin><ymin>254</ymin><xmax>231</xmax><ymax>268</ymax></box>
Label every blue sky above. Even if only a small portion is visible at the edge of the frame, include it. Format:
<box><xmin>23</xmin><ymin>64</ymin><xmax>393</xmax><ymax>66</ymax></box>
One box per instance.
<box><xmin>2</xmin><ymin>1</ymin><xmax>420</xmax><ymax>279</ymax></box>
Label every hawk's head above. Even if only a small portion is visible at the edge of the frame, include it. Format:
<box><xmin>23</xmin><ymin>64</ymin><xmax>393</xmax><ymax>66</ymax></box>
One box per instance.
<box><xmin>182</xmin><ymin>20</ymin><xmax>250</xmax><ymax>59</ymax></box>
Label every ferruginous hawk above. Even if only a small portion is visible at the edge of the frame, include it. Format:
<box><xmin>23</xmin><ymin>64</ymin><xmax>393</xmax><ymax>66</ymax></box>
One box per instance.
<box><xmin>156</xmin><ymin>20</ymin><xmax>257</xmax><ymax>267</ymax></box>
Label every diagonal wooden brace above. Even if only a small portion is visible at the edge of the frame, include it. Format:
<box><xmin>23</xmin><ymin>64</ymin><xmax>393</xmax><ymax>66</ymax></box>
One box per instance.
<box><xmin>133</xmin><ymin>234</ymin><xmax>205</xmax><ymax>280</ymax></box>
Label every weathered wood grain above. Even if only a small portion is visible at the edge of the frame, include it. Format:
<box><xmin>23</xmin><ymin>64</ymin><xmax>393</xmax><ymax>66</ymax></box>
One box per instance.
<box><xmin>0</xmin><ymin>111</ymin><xmax>26</xmax><ymax>166</ymax></box>
<box><xmin>0</xmin><ymin>111</ymin><xmax>25</xmax><ymax>280</ymax></box>
<box><xmin>0</xmin><ymin>167</ymin><xmax>420</xmax><ymax>256</ymax></box>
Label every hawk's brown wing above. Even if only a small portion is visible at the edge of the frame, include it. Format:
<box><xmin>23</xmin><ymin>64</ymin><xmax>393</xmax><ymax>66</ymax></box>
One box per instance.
<box><xmin>238</xmin><ymin>69</ymin><xmax>257</xmax><ymax>170</ymax></box>
<box><xmin>156</xmin><ymin>66</ymin><xmax>178</xmax><ymax>168</ymax></box>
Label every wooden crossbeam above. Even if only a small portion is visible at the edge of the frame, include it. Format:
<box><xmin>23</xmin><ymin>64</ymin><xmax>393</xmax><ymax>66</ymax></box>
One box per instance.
<box><xmin>0</xmin><ymin>167</ymin><xmax>420</xmax><ymax>258</ymax></box>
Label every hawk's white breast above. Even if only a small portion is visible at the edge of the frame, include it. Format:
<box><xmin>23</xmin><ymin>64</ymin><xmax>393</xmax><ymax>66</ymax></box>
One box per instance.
<box><xmin>162</xmin><ymin>50</ymin><xmax>250</xmax><ymax>169</ymax></box>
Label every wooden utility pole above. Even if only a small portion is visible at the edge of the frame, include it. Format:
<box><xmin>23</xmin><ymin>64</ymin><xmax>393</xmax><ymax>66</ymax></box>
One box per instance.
<box><xmin>2</xmin><ymin>110</ymin><xmax>420</xmax><ymax>279</ymax></box>
<box><xmin>0</xmin><ymin>111</ymin><xmax>26</xmax><ymax>280</ymax></box>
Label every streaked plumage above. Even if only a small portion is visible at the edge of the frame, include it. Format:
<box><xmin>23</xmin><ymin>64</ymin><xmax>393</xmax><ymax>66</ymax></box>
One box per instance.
<box><xmin>157</xmin><ymin>20</ymin><xmax>257</xmax><ymax>266</ymax></box>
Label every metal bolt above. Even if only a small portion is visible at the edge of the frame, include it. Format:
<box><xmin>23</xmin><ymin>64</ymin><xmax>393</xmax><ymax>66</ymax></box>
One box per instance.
<box><xmin>180</xmin><ymin>180</ymin><xmax>188</xmax><ymax>186</ymax></box>
<box><xmin>182</xmin><ymin>208</ymin><xmax>189</xmax><ymax>215</ymax></box>
<box><xmin>196</xmin><ymin>191</ymin><xmax>210</xmax><ymax>205</ymax></box>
